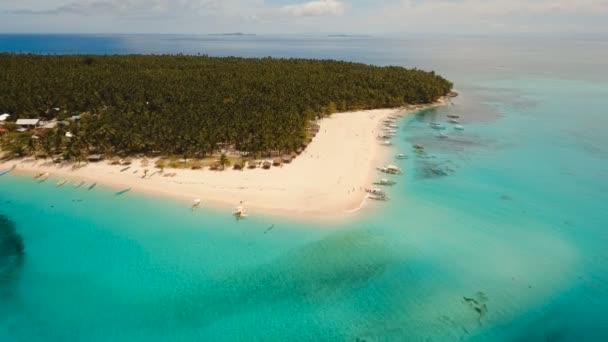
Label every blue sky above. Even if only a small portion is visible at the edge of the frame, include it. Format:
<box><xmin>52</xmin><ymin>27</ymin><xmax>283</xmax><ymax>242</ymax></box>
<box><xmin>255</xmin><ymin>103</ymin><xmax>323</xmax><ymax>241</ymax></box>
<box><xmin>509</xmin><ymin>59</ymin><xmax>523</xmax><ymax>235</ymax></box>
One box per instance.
<box><xmin>1</xmin><ymin>0</ymin><xmax>607</xmax><ymax>35</ymax></box>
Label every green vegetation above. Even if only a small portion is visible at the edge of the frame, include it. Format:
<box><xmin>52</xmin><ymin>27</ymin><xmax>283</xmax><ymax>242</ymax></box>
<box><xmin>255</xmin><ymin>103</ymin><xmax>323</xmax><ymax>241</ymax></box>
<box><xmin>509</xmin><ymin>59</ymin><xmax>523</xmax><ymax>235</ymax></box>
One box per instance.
<box><xmin>0</xmin><ymin>54</ymin><xmax>452</xmax><ymax>159</ymax></box>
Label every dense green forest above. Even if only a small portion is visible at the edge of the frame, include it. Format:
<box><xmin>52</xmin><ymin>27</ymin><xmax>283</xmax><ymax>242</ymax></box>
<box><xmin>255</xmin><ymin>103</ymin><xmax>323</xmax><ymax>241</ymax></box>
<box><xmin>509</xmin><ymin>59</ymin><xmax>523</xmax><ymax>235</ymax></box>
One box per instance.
<box><xmin>0</xmin><ymin>54</ymin><xmax>452</xmax><ymax>159</ymax></box>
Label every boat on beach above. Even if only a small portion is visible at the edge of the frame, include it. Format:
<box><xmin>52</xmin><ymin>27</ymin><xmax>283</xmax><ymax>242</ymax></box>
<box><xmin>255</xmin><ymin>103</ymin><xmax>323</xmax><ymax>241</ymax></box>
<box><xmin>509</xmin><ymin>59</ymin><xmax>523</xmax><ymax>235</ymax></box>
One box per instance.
<box><xmin>192</xmin><ymin>198</ymin><xmax>202</xmax><ymax>210</ymax></box>
<box><xmin>381</xmin><ymin>140</ymin><xmax>393</xmax><ymax>146</ymax></box>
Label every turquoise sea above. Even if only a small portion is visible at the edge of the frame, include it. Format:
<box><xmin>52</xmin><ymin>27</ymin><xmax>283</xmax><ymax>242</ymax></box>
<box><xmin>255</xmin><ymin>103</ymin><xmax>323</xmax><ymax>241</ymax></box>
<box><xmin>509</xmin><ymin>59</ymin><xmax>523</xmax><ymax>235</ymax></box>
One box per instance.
<box><xmin>1</xmin><ymin>34</ymin><xmax>607</xmax><ymax>341</ymax></box>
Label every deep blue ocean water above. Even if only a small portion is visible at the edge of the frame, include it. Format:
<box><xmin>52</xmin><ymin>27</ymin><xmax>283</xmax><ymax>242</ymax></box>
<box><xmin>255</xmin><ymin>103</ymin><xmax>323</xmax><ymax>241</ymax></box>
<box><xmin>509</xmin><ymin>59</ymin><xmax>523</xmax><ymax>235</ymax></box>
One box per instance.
<box><xmin>1</xmin><ymin>34</ymin><xmax>607</xmax><ymax>341</ymax></box>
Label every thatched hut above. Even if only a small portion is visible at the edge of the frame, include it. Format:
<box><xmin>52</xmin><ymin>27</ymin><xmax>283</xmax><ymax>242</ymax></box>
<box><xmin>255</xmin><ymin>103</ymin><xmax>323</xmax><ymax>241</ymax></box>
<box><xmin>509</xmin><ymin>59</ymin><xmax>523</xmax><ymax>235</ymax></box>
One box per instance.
<box><xmin>247</xmin><ymin>160</ymin><xmax>258</xmax><ymax>169</ymax></box>
<box><xmin>209</xmin><ymin>162</ymin><xmax>220</xmax><ymax>171</ymax></box>
<box><xmin>296</xmin><ymin>147</ymin><xmax>304</xmax><ymax>155</ymax></box>
<box><xmin>233</xmin><ymin>160</ymin><xmax>244</xmax><ymax>170</ymax></box>
<box><xmin>262</xmin><ymin>161</ymin><xmax>272</xmax><ymax>169</ymax></box>
<box><xmin>281</xmin><ymin>155</ymin><xmax>292</xmax><ymax>164</ymax></box>
<box><xmin>273</xmin><ymin>158</ymin><xmax>283</xmax><ymax>167</ymax></box>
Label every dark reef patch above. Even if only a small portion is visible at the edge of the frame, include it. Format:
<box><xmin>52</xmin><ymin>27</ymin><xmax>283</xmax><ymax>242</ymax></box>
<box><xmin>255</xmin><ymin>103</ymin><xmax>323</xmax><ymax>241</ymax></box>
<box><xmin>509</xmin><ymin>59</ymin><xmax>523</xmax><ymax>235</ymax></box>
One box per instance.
<box><xmin>0</xmin><ymin>214</ymin><xmax>25</xmax><ymax>283</ymax></box>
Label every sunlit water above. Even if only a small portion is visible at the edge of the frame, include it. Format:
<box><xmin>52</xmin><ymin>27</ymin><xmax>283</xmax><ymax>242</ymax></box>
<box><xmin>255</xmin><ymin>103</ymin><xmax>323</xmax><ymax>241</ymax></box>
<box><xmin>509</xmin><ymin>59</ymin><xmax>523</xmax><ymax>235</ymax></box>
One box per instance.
<box><xmin>1</xmin><ymin>34</ymin><xmax>607</xmax><ymax>341</ymax></box>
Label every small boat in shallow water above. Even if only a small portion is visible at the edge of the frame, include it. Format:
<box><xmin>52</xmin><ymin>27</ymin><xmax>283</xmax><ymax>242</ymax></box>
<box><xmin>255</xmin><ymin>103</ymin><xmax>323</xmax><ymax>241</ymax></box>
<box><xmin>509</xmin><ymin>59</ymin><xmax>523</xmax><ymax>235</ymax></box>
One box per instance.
<box><xmin>454</xmin><ymin>125</ymin><xmax>465</xmax><ymax>131</ymax></box>
<box><xmin>115</xmin><ymin>188</ymin><xmax>131</xmax><ymax>196</ymax></box>
<box><xmin>369</xmin><ymin>193</ymin><xmax>390</xmax><ymax>201</ymax></box>
<box><xmin>447</xmin><ymin>114</ymin><xmax>460</xmax><ymax>119</ymax></box>
<box><xmin>74</xmin><ymin>180</ymin><xmax>86</xmax><ymax>188</ymax></box>
<box><xmin>396</xmin><ymin>153</ymin><xmax>408</xmax><ymax>160</ymax></box>
<box><xmin>430</xmin><ymin>123</ymin><xmax>445</xmax><ymax>130</ymax></box>
<box><xmin>448</xmin><ymin>118</ymin><xmax>459</xmax><ymax>124</ymax></box>
<box><xmin>378</xmin><ymin>165</ymin><xmax>402</xmax><ymax>175</ymax></box>
<box><xmin>88</xmin><ymin>182</ymin><xmax>97</xmax><ymax>190</ymax></box>
<box><xmin>37</xmin><ymin>173</ymin><xmax>50</xmax><ymax>182</ymax></box>
<box><xmin>437</xmin><ymin>132</ymin><xmax>448</xmax><ymax>139</ymax></box>
<box><xmin>56</xmin><ymin>180</ymin><xmax>69</xmax><ymax>187</ymax></box>
<box><xmin>374</xmin><ymin>178</ymin><xmax>396</xmax><ymax>186</ymax></box>
<box><xmin>192</xmin><ymin>199</ymin><xmax>202</xmax><ymax>210</ymax></box>
<box><xmin>233</xmin><ymin>206</ymin><xmax>249</xmax><ymax>219</ymax></box>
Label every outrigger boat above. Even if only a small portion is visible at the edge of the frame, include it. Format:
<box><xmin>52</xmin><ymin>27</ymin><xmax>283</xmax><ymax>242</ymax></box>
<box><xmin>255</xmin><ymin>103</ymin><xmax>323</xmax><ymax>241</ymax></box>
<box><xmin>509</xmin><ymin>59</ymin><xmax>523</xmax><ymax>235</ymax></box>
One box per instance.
<box><xmin>368</xmin><ymin>193</ymin><xmax>390</xmax><ymax>201</ymax></box>
<box><xmin>192</xmin><ymin>198</ymin><xmax>202</xmax><ymax>210</ymax></box>
<box><xmin>374</xmin><ymin>178</ymin><xmax>396</xmax><ymax>186</ymax></box>
<box><xmin>88</xmin><ymin>182</ymin><xmax>97</xmax><ymax>190</ymax></box>
<box><xmin>378</xmin><ymin>165</ymin><xmax>402</xmax><ymax>175</ymax></box>
<box><xmin>396</xmin><ymin>153</ymin><xmax>408</xmax><ymax>160</ymax></box>
<box><xmin>430</xmin><ymin>123</ymin><xmax>445</xmax><ymax>130</ymax></box>
<box><xmin>366</xmin><ymin>188</ymin><xmax>387</xmax><ymax>197</ymax></box>
<box><xmin>233</xmin><ymin>206</ymin><xmax>249</xmax><ymax>219</ymax></box>
<box><xmin>37</xmin><ymin>173</ymin><xmax>50</xmax><ymax>182</ymax></box>
<box><xmin>0</xmin><ymin>165</ymin><xmax>15</xmax><ymax>176</ymax></box>
<box><xmin>115</xmin><ymin>188</ymin><xmax>131</xmax><ymax>196</ymax></box>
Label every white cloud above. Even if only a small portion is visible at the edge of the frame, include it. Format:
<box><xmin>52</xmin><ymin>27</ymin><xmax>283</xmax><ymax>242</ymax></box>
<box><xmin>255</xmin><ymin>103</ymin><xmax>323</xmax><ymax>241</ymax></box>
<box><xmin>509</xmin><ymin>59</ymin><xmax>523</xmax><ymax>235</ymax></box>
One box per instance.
<box><xmin>12</xmin><ymin>0</ymin><xmax>239</xmax><ymax>17</ymax></box>
<box><xmin>277</xmin><ymin>0</ymin><xmax>346</xmax><ymax>17</ymax></box>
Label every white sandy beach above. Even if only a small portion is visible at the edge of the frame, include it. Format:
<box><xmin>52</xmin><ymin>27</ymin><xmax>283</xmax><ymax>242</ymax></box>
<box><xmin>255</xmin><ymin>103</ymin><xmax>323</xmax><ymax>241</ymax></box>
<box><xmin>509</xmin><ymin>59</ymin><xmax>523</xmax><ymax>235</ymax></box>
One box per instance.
<box><xmin>1</xmin><ymin>103</ymin><xmax>444</xmax><ymax>219</ymax></box>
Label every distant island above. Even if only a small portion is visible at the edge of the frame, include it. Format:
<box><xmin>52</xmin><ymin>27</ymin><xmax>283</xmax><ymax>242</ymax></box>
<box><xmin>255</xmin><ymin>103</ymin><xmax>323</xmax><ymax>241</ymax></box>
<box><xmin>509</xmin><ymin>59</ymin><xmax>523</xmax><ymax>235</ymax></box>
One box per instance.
<box><xmin>328</xmin><ymin>34</ymin><xmax>373</xmax><ymax>38</ymax></box>
<box><xmin>0</xmin><ymin>54</ymin><xmax>452</xmax><ymax>161</ymax></box>
<box><xmin>208</xmin><ymin>33</ymin><xmax>256</xmax><ymax>36</ymax></box>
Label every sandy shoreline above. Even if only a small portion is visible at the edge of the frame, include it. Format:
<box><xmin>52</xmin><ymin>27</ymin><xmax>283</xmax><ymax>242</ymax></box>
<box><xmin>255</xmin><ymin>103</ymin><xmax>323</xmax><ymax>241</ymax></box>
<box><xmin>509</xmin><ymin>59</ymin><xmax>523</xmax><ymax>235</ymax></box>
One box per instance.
<box><xmin>1</xmin><ymin>101</ymin><xmax>446</xmax><ymax>220</ymax></box>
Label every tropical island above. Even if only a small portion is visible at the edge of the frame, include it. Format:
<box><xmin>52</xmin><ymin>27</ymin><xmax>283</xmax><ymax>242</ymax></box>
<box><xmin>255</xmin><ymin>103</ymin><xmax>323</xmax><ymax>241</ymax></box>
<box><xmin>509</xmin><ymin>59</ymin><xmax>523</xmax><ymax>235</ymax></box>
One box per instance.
<box><xmin>0</xmin><ymin>54</ymin><xmax>452</xmax><ymax>217</ymax></box>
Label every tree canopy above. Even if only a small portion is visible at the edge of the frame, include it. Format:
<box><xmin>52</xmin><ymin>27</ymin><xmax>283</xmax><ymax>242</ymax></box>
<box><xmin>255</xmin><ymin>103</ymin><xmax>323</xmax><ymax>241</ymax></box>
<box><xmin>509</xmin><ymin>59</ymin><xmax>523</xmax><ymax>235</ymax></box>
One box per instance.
<box><xmin>0</xmin><ymin>53</ymin><xmax>452</xmax><ymax>158</ymax></box>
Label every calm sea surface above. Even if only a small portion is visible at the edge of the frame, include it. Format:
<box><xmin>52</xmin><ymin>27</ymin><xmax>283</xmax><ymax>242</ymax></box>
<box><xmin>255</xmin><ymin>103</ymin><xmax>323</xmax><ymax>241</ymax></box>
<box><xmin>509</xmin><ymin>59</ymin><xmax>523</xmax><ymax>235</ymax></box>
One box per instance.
<box><xmin>1</xmin><ymin>34</ymin><xmax>607</xmax><ymax>341</ymax></box>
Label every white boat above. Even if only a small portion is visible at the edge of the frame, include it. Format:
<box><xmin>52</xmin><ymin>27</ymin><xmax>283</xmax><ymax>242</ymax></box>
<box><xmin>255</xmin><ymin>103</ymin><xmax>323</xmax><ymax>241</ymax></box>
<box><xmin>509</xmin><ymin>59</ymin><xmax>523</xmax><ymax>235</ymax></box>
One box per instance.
<box><xmin>384</xmin><ymin>129</ymin><xmax>397</xmax><ymax>133</ymax></box>
<box><xmin>374</xmin><ymin>178</ymin><xmax>396</xmax><ymax>186</ymax></box>
<box><xmin>454</xmin><ymin>125</ymin><xmax>465</xmax><ymax>131</ymax></box>
<box><xmin>386</xmin><ymin>124</ymin><xmax>398</xmax><ymax>129</ymax></box>
<box><xmin>396</xmin><ymin>153</ymin><xmax>408</xmax><ymax>159</ymax></box>
<box><xmin>430</xmin><ymin>123</ymin><xmax>445</xmax><ymax>130</ymax></box>
<box><xmin>448</xmin><ymin>118</ymin><xmax>459</xmax><ymax>124</ymax></box>
<box><xmin>192</xmin><ymin>198</ymin><xmax>202</xmax><ymax>210</ymax></box>
<box><xmin>437</xmin><ymin>132</ymin><xmax>448</xmax><ymax>139</ymax></box>
<box><xmin>378</xmin><ymin>165</ymin><xmax>402</xmax><ymax>175</ymax></box>
<box><xmin>366</xmin><ymin>188</ymin><xmax>387</xmax><ymax>196</ymax></box>
<box><xmin>233</xmin><ymin>206</ymin><xmax>249</xmax><ymax>218</ymax></box>
<box><xmin>369</xmin><ymin>193</ymin><xmax>389</xmax><ymax>201</ymax></box>
<box><xmin>381</xmin><ymin>140</ymin><xmax>393</xmax><ymax>146</ymax></box>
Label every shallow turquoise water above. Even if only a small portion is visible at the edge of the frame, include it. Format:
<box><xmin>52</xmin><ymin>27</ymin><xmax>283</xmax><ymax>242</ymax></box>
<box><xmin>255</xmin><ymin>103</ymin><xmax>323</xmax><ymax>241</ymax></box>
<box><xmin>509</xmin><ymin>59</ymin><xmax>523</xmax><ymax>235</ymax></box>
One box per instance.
<box><xmin>1</xmin><ymin>35</ymin><xmax>607</xmax><ymax>340</ymax></box>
